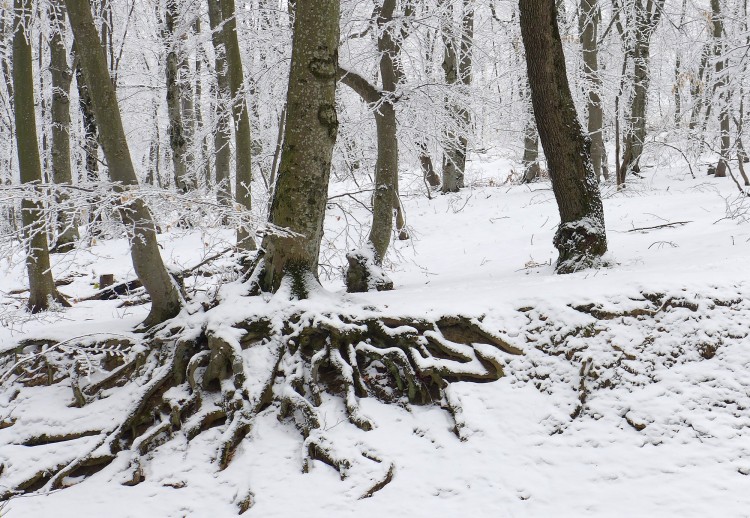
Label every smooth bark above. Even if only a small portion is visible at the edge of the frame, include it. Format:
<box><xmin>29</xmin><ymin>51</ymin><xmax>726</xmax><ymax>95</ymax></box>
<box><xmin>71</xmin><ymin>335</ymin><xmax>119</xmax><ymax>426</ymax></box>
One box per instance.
<box><xmin>207</xmin><ymin>0</ymin><xmax>232</xmax><ymax>207</ymax></box>
<box><xmin>65</xmin><ymin>0</ymin><xmax>181</xmax><ymax>326</ymax></box>
<box><xmin>258</xmin><ymin>0</ymin><xmax>340</xmax><ymax>297</ymax></box>
<box><xmin>13</xmin><ymin>0</ymin><xmax>68</xmax><ymax>311</ymax></box>
<box><xmin>220</xmin><ymin>0</ymin><xmax>255</xmax><ymax>251</ymax></box>
<box><xmin>49</xmin><ymin>0</ymin><xmax>79</xmax><ymax>251</ymax></box>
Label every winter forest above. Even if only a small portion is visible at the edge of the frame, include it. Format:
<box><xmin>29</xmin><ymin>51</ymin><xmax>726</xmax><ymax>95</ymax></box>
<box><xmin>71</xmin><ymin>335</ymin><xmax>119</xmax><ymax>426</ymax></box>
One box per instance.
<box><xmin>1</xmin><ymin>0</ymin><xmax>749</xmax><ymax>515</ymax></box>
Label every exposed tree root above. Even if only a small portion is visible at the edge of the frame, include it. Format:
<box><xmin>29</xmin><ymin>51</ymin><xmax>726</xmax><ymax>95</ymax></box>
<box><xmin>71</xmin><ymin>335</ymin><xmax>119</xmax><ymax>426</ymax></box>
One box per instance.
<box><xmin>0</xmin><ymin>307</ymin><xmax>521</xmax><ymax>502</ymax></box>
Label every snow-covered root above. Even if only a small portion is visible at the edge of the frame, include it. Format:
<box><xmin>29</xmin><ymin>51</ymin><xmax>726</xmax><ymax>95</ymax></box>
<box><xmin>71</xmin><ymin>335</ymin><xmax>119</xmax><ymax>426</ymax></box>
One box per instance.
<box><xmin>0</xmin><ymin>308</ymin><xmax>521</xmax><ymax>504</ymax></box>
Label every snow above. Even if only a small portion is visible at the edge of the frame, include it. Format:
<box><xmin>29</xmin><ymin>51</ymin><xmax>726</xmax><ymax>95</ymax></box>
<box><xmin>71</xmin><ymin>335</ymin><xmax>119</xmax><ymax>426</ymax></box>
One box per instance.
<box><xmin>2</xmin><ymin>157</ymin><xmax>750</xmax><ymax>517</ymax></box>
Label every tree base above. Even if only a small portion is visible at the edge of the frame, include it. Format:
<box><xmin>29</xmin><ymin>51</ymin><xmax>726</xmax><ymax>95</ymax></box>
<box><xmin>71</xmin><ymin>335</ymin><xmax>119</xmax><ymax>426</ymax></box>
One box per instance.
<box><xmin>345</xmin><ymin>249</ymin><xmax>394</xmax><ymax>293</ymax></box>
<box><xmin>553</xmin><ymin>217</ymin><xmax>608</xmax><ymax>274</ymax></box>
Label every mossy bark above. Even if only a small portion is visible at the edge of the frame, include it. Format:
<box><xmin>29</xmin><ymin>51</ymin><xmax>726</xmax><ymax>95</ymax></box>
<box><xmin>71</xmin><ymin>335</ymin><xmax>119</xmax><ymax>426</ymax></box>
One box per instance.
<box><xmin>520</xmin><ymin>0</ymin><xmax>607</xmax><ymax>273</ymax></box>
<box><xmin>259</xmin><ymin>0</ymin><xmax>340</xmax><ymax>297</ymax></box>
<box><xmin>65</xmin><ymin>0</ymin><xmax>181</xmax><ymax>326</ymax></box>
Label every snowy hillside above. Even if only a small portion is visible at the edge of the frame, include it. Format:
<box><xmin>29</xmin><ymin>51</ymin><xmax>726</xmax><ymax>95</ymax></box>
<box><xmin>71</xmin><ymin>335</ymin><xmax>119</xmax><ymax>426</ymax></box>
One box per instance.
<box><xmin>2</xmin><ymin>159</ymin><xmax>749</xmax><ymax>517</ymax></box>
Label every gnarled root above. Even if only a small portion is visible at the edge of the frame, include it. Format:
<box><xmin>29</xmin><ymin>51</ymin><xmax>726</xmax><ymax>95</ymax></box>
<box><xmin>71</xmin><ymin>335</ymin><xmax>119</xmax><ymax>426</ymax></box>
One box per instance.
<box><xmin>0</xmin><ymin>309</ymin><xmax>521</xmax><ymax>501</ymax></box>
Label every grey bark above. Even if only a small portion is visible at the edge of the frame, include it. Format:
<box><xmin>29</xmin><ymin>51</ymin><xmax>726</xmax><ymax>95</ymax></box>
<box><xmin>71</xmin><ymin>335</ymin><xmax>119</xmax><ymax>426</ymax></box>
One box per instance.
<box><xmin>618</xmin><ymin>0</ymin><xmax>664</xmax><ymax>186</ymax></box>
<box><xmin>65</xmin><ymin>0</ymin><xmax>182</xmax><ymax>327</ymax></box>
<box><xmin>579</xmin><ymin>0</ymin><xmax>606</xmax><ymax>181</ymax></box>
<box><xmin>440</xmin><ymin>0</ymin><xmax>472</xmax><ymax>192</ymax></box>
<box><xmin>207</xmin><ymin>0</ymin><xmax>232</xmax><ymax>208</ymax></box>
<box><xmin>711</xmin><ymin>0</ymin><xmax>729</xmax><ymax>178</ymax></box>
<box><xmin>13</xmin><ymin>0</ymin><xmax>69</xmax><ymax>311</ymax></box>
<box><xmin>338</xmin><ymin>0</ymin><xmax>410</xmax><ymax>292</ymax></box>
<box><xmin>165</xmin><ymin>0</ymin><xmax>191</xmax><ymax>193</ymax></box>
<box><xmin>521</xmin><ymin>109</ymin><xmax>541</xmax><ymax>183</ymax></box>
<box><xmin>257</xmin><ymin>0</ymin><xmax>339</xmax><ymax>297</ymax></box>
<box><xmin>220</xmin><ymin>0</ymin><xmax>256</xmax><ymax>251</ymax></box>
<box><xmin>520</xmin><ymin>0</ymin><xmax>608</xmax><ymax>273</ymax></box>
<box><xmin>49</xmin><ymin>0</ymin><xmax>79</xmax><ymax>251</ymax></box>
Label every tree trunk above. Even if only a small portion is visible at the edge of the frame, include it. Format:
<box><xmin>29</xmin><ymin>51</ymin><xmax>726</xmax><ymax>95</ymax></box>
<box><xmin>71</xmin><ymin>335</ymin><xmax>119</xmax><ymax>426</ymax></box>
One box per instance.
<box><xmin>618</xmin><ymin>0</ymin><xmax>664</xmax><ymax>185</ymax></box>
<box><xmin>338</xmin><ymin>0</ymin><xmax>409</xmax><ymax>292</ymax></box>
<box><xmin>207</xmin><ymin>0</ymin><xmax>232</xmax><ymax>208</ymax></box>
<box><xmin>49</xmin><ymin>0</ymin><xmax>79</xmax><ymax>252</ymax></box>
<box><xmin>13</xmin><ymin>0</ymin><xmax>68</xmax><ymax>311</ymax></box>
<box><xmin>440</xmin><ymin>0</ymin><xmax>464</xmax><ymax>192</ymax></box>
<box><xmin>220</xmin><ymin>0</ymin><xmax>256</xmax><ymax>251</ymax></box>
<box><xmin>521</xmin><ymin>109</ymin><xmax>541</xmax><ymax>182</ymax></box>
<box><xmin>65</xmin><ymin>0</ymin><xmax>182</xmax><ymax>327</ymax></box>
<box><xmin>579</xmin><ymin>0</ymin><xmax>605</xmax><ymax>181</ymax></box>
<box><xmin>74</xmin><ymin>56</ymin><xmax>98</xmax><ymax>184</ymax></box>
<box><xmin>711</xmin><ymin>0</ymin><xmax>729</xmax><ymax>178</ymax></box>
<box><xmin>164</xmin><ymin>0</ymin><xmax>191</xmax><ymax>193</ymax></box>
<box><xmin>257</xmin><ymin>0</ymin><xmax>339</xmax><ymax>298</ymax></box>
<box><xmin>520</xmin><ymin>0</ymin><xmax>608</xmax><ymax>273</ymax></box>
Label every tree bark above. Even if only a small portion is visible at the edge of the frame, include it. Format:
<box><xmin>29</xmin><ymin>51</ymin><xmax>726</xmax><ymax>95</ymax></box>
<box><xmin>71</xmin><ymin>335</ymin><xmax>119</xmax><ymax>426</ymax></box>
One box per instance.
<box><xmin>337</xmin><ymin>0</ymin><xmax>409</xmax><ymax>292</ymax></box>
<box><xmin>618</xmin><ymin>0</ymin><xmax>664</xmax><ymax>185</ymax></box>
<box><xmin>49</xmin><ymin>0</ymin><xmax>79</xmax><ymax>251</ymax></box>
<box><xmin>520</xmin><ymin>0</ymin><xmax>608</xmax><ymax>273</ymax></box>
<box><xmin>207</xmin><ymin>0</ymin><xmax>232</xmax><ymax>208</ymax></box>
<box><xmin>164</xmin><ymin>0</ymin><xmax>191</xmax><ymax>193</ymax></box>
<box><xmin>579</xmin><ymin>0</ymin><xmax>606</xmax><ymax>181</ymax></box>
<box><xmin>439</xmin><ymin>0</ymin><xmax>469</xmax><ymax>192</ymax></box>
<box><xmin>65</xmin><ymin>0</ymin><xmax>182</xmax><ymax>326</ymax></box>
<box><xmin>257</xmin><ymin>0</ymin><xmax>339</xmax><ymax>298</ymax></box>
<box><xmin>220</xmin><ymin>0</ymin><xmax>256</xmax><ymax>251</ymax></box>
<box><xmin>13</xmin><ymin>0</ymin><xmax>69</xmax><ymax>311</ymax></box>
<box><xmin>711</xmin><ymin>0</ymin><xmax>729</xmax><ymax>178</ymax></box>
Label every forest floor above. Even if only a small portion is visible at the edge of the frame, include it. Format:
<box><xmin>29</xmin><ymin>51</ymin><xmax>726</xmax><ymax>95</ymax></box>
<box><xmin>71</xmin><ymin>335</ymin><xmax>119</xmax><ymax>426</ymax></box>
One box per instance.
<box><xmin>1</xmin><ymin>153</ymin><xmax>750</xmax><ymax>517</ymax></box>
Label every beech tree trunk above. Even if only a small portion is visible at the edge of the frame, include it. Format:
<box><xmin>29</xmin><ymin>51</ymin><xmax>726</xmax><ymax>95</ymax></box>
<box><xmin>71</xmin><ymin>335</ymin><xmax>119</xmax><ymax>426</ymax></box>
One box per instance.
<box><xmin>49</xmin><ymin>0</ymin><xmax>79</xmax><ymax>251</ymax></box>
<box><xmin>338</xmin><ymin>0</ymin><xmax>412</xmax><ymax>292</ymax></box>
<box><xmin>164</xmin><ymin>0</ymin><xmax>191</xmax><ymax>193</ymax></box>
<box><xmin>220</xmin><ymin>0</ymin><xmax>255</xmax><ymax>251</ymax></box>
<box><xmin>618</xmin><ymin>0</ymin><xmax>664</xmax><ymax>186</ymax></box>
<box><xmin>579</xmin><ymin>0</ymin><xmax>607</xmax><ymax>181</ymax></box>
<box><xmin>711</xmin><ymin>0</ymin><xmax>729</xmax><ymax>178</ymax></box>
<box><xmin>65</xmin><ymin>0</ymin><xmax>182</xmax><ymax>327</ymax></box>
<box><xmin>207</xmin><ymin>0</ymin><xmax>232</xmax><ymax>208</ymax></box>
<box><xmin>13</xmin><ymin>0</ymin><xmax>68</xmax><ymax>311</ymax></box>
<box><xmin>440</xmin><ymin>0</ymin><xmax>471</xmax><ymax>192</ymax></box>
<box><xmin>519</xmin><ymin>0</ymin><xmax>608</xmax><ymax>273</ymax></box>
<box><xmin>257</xmin><ymin>0</ymin><xmax>339</xmax><ymax>298</ymax></box>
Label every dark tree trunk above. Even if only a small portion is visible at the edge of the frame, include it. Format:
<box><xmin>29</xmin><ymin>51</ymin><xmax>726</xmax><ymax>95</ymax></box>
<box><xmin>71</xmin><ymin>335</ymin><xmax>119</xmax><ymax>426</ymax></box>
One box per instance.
<box><xmin>519</xmin><ymin>0</ymin><xmax>608</xmax><ymax>273</ymax></box>
<box><xmin>65</xmin><ymin>0</ymin><xmax>182</xmax><ymax>327</ymax></box>
<box><xmin>256</xmin><ymin>0</ymin><xmax>340</xmax><ymax>298</ymax></box>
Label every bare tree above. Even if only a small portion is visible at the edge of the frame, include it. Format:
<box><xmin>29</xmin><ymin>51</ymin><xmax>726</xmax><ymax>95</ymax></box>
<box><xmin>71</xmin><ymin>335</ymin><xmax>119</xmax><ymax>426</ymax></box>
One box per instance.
<box><xmin>65</xmin><ymin>0</ymin><xmax>182</xmax><ymax>326</ymax></box>
<box><xmin>254</xmin><ymin>0</ymin><xmax>340</xmax><ymax>297</ymax></box>
<box><xmin>13</xmin><ymin>0</ymin><xmax>69</xmax><ymax>311</ymax></box>
<box><xmin>220</xmin><ymin>0</ymin><xmax>256</xmax><ymax>251</ymax></box>
<box><xmin>49</xmin><ymin>0</ymin><xmax>79</xmax><ymax>251</ymax></box>
<box><xmin>520</xmin><ymin>0</ymin><xmax>608</xmax><ymax>272</ymax></box>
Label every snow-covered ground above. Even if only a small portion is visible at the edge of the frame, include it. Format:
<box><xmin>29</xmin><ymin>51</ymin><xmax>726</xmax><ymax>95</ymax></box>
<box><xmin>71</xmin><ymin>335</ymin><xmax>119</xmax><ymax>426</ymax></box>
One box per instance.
<box><xmin>2</xmin><ymin>156</ymin><xmax>750</xmax><ymax>517</ymax></box>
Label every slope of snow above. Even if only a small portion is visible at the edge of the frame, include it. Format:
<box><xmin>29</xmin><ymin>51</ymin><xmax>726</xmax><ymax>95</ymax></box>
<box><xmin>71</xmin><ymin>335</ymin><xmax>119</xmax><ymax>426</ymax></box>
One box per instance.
<box><xmin>2</xmin><ymin>159</ymin><xmax>750</xmax><ymax>517</ymax></box>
